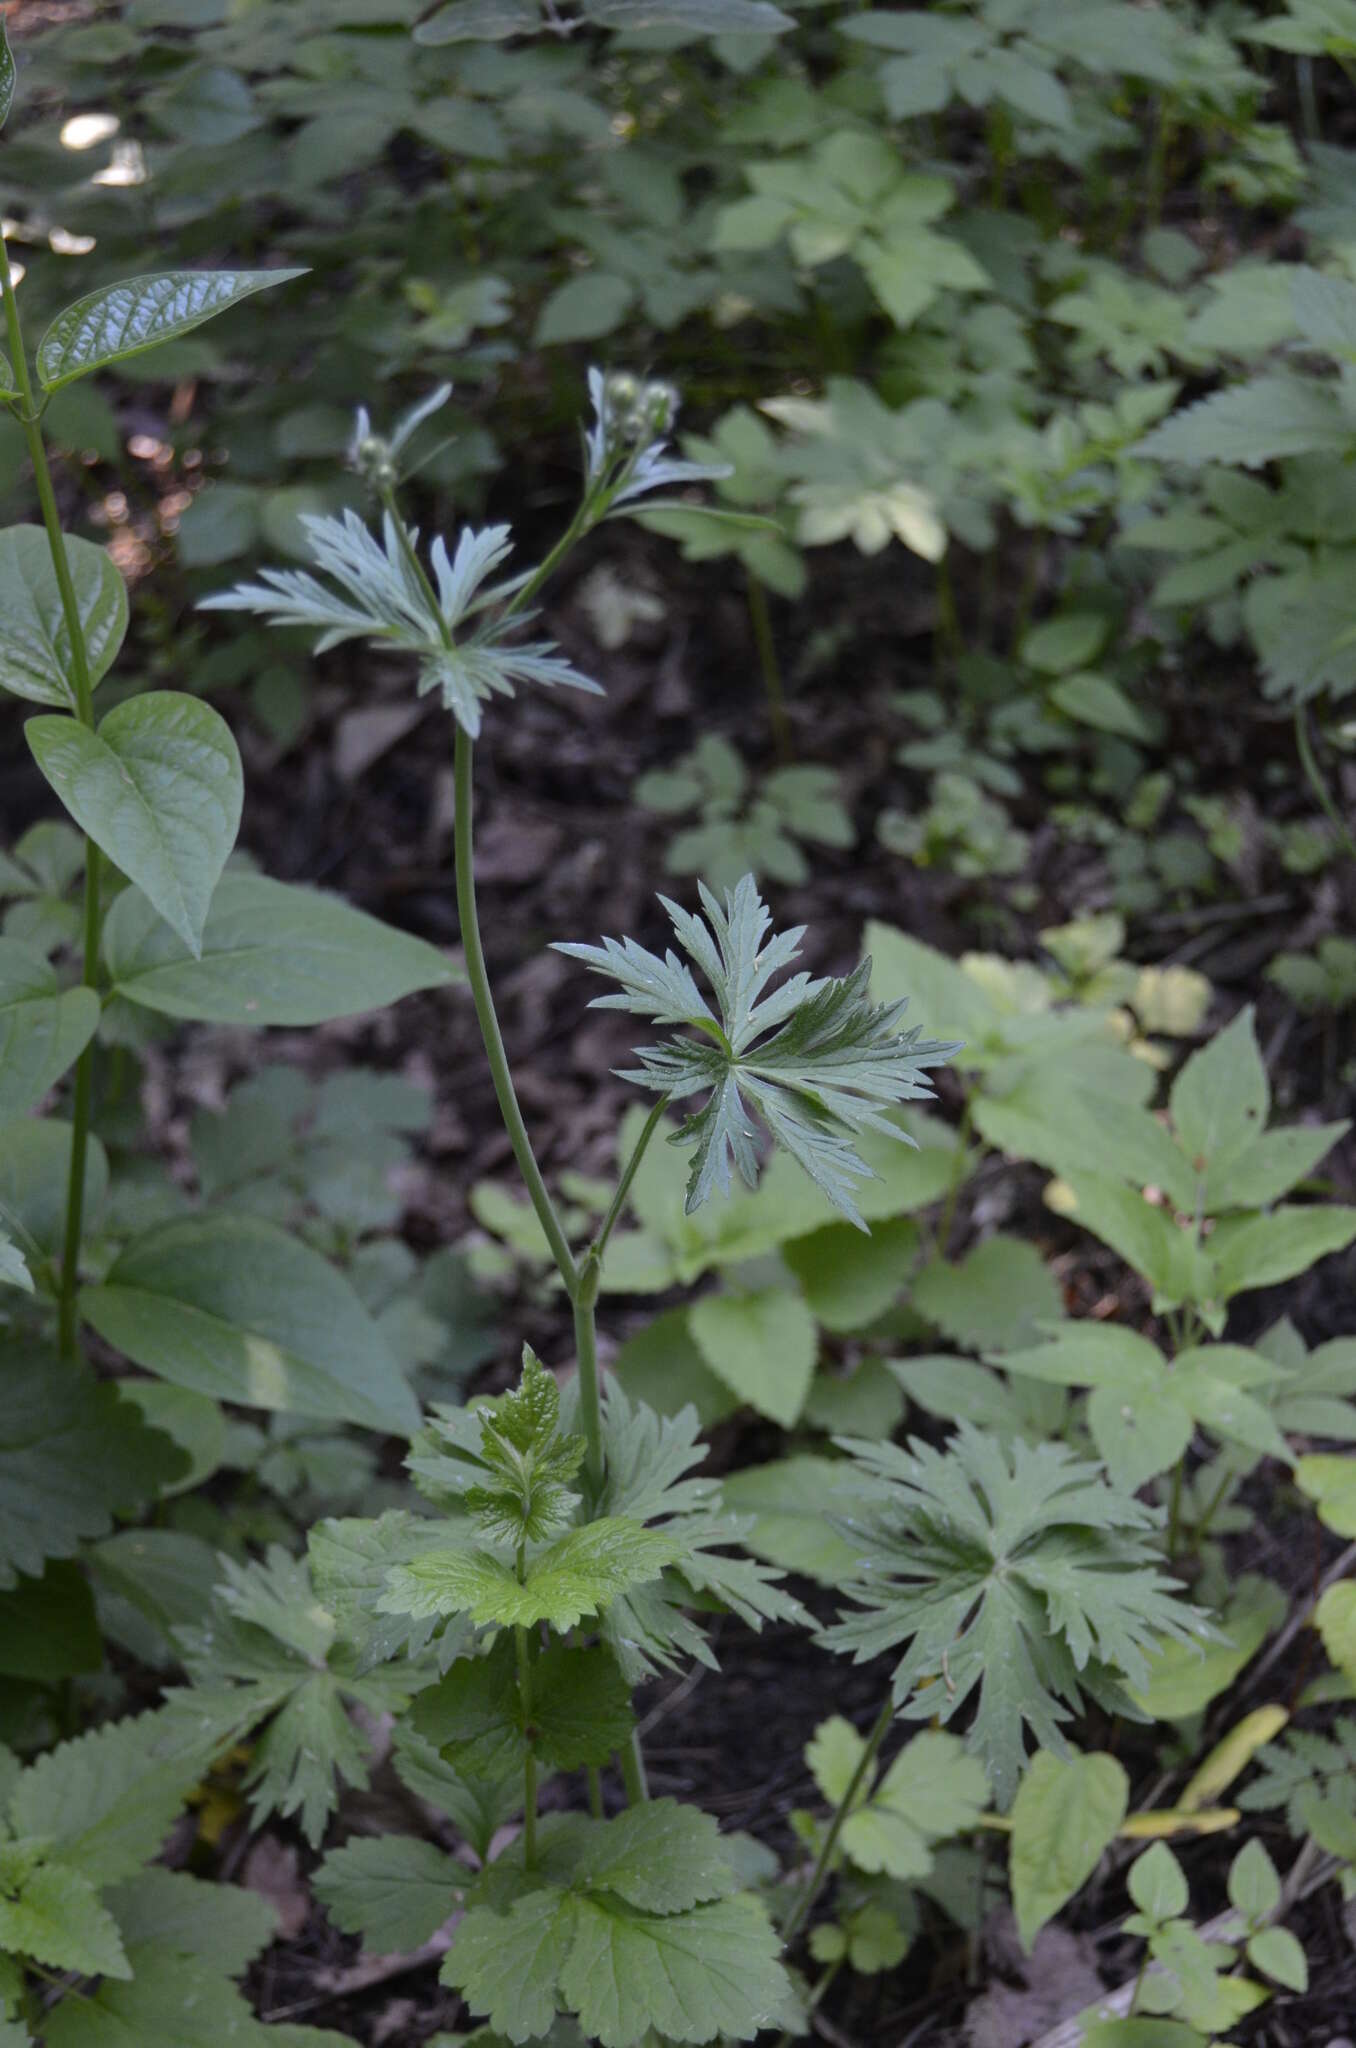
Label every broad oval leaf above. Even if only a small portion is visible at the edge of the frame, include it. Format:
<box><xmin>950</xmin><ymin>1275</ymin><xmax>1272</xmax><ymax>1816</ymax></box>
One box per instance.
<box><xmin>0</xmin><ymin>1344</ymin><xmax>186</xmax><ymax>1589</ymax></box>
<box><xmin>0</xmin><ymin>938</ymin><xmax>100</xmax><ymax>1116</ymax></box>
<box><xmin>580</xmin><ymin>0</ymin><xmax>794</xmax><ymax>29</ymax></box>
<box><xmin>26</xmin><ymin>692</ymin><xmax>242</xmax><ymax>955</ymax></box>
<box><xmin>102</xmin><ymin>871</ymin><xmax>458</xmax><ymax>1024</ymax></box>
<box><xmin>0</xmin><ymin>1116</ymin><xmax>108</xmax><ymax>1259</ymax></box>
<box><xmin>0</xmin><ymin>18</ymin><xmax>13</xmax><ymax>130</ymax></box>
<box><xmin>414</xmin><ymin>0</ymin><xmax>541</xmax><ymax>41</ymax></box>
<box><xmin>1010</xmin><ymin>1749</ymin><xmax>1128</xmax><ymax>1951</ymax></box>
<box><xmin>80</xmin><ymin>1212</ymin><xmax>420</xmax><ymax>1435</ymax></box>
<box><xmin>0</xmin><ymin>526</ymin><xmax>128</xmax><ymax>708</ymax></box>
<box><xmin>37</xmin><ymin>268</ymin><xmax>308</xmax><ymax>392</ymax></box>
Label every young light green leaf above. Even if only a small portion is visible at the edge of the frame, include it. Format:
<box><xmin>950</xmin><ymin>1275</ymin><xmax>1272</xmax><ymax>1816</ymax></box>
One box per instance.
<box><xmin>314</xmin><ymin>1835</ymin><xmax>461</xmax><ymax>1952</ymax></box>
<box><xmin>1010</xmin><ymin>1750</ymin><xmax>1129</xmax><ymax>1950</ymax></box>
<box><xmin>556</xmin><ymin>875</ymin><xmax>958</xmax><ymax>1227</ymax></box>
<box><xmin>0</xmin><ymin>937</ymin><xmax>100</xmax><ymax>1117</ymax></box>
<box><xmin>26</xmin><ymin>693</ymin><xmax>242</xmax><ymax>955</ymax></box>
<box><xmin>1246</xmin><ymin>1924</ymin><xmax>1307</xmax><ymax>1990</ymax></box>
<box><xmin>0</xmin><ymin>526</ymin><xmax>128</xmax><ymax>708</ymax></box>
<box><xmin>1228</xmin><ymin>1837</ymin><xmax>1281</xmax><ymax>1923</ymax></box>
<box><xmin>80</xmin><ymin>1212</ymin><xmax>421</xmax><ymax>1435</ymax></box>
<box><xmin>0</xmin><ymin>1850</ymin><xmax>130</xmax><ymax>1980</ymax></box>
<box><xmin>840</xmin><ymin>1730</ymin><xmax>989</xmax><ymax>1879</ymax></box>
<box><xmin>1170</xmin><ymin>1006</ymin><xmax>1267</xmax><ymax>1181</ymax></box>
<box><xmin>381</xmin><ymin>1519</ymin><xmax>680</xmax><ymax>1631</ymax></box>
<box><xmin>102</xmin><ymin>872</ymin><xmax>457</xmax><ymax>1024</ymax></box>
<box><xmin>1127</xmin><ymin>1841</ymin><xmax>1189</xmax><ymax>1922</ymax></box>
<box><xmin>37</xmin><ymin>269</ymin><xmax>308</xmax><ymax>392</ymax></box>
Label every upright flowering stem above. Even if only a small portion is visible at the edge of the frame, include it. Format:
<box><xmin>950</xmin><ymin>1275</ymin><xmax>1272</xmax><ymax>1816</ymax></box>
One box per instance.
<box><xmin>0</xmin><ymin>230</ymin><xmax>101</xmax><ymax>1359</ymax></box>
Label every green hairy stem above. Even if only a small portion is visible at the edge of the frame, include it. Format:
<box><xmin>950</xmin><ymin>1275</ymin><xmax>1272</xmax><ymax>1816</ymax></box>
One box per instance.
<box><xmin>0</xmin><ymin>230</ymin><xmax>102</xmax><ymax>1359</ymax></box>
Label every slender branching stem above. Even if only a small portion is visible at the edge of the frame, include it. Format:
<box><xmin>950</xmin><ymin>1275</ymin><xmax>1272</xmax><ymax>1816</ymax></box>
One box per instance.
<box><xmin>1</xmin><ymin>229</ymin><xmax>102</xmax><ymax>1361</ymax></box>
<box><xmin>453</xmin><ymin>725</ymin><xmax>579</xmax><ymax>1295</ymax></box>
<box><xmin>1166</xmin><ymin>1453</ymin><xmax>1186</xmax><ymax>1561</ymax></box>
<box><xmin>619</xmin><ymin>1730</ymin><xmax>649</xmax><ymax>1807</ymax></box>
<box><xmin>592</xmin><ymin>1094</ymin><xmax>669</xmax><ymax>1267</ymax></box>
<box><xmin>780</xmin><ymin>1698</ymin><xmax>893</xmax><ymax>1950</ymax></box>
<box><xmin>571</xmin><ymin>1287</ymin><xmax>605</xmax><ymax>1490</ymax></box>
<box><xmin>745</xmin><ymin>568</ymin><xmax>792</xmax><ymax>763</ymax></box>
<box><xmin>1294</xmin><ymin>704</ymin><xmax>1356</xmax><ymax>864</ymax></box>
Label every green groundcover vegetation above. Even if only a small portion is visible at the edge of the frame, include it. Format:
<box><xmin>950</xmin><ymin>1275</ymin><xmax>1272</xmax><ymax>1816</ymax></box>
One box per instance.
<box><xmin>2</xmin><ymin>2</ymin><xmax>1356</xmax><ymax>2043</ymax></box>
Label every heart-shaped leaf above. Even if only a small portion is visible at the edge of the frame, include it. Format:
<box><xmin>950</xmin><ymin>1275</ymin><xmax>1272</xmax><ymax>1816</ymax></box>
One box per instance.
<box><xmin>37</xmin><ymin>268</ymin><xmax>307</xmax><ymax>392</ymax></box>
<box><xmin>26</xmin><ymin>692</ymin><xmax>242</xmax><ymax>955</ymax></box>
<box><xmin>0</xmin><ymin>527</ymin><xmax>128</xmax><ymax>708</ymax></box>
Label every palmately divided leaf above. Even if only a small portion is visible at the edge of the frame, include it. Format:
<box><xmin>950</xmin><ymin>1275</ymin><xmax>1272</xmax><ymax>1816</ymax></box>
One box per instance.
<box><xmin>454</xmin><ymin>1347</ymin><xmax>587</xmax><ymax>1547</ymax></box>
<box><xmin>314</xmin><ymin>1833</ymin><xmax>462</xmax><ymax>1953</ymax></box>
<box><xmin>202</xmin><ymin>511</ymin><xmax>601</xmax><ymax>740</ymax></box>
<box><xmin>821</xmin><ymin>1425</ymin><xmax>1209</xmax><ymax>1807</ymax></box>
<box><xmin>37</xmin><ymin>269</ymin><xmax>308</xmax><ymax>392</ymax></box>
<box><xmin>555</xmin><ymin>875</ymin><xmax>958</xmax><ymax>1226</ymax></box>
<box><xmin>165</xmin><ymin>1548</ymin><xmax>422</xmax><ymax>1846</ymax></box>
<box><xmin>445</xmin><ymin>1806</ymin><xmax>797</xmax><ymax>2048</ymax></box>
<box><xmin>587</xmin><ymin>1382</ymin><xmax>809</xmax><ymax>1682</ymax></box>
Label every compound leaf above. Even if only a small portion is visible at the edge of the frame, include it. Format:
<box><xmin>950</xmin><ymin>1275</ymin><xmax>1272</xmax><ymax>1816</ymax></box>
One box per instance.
<box><xmin>556</xmin><ymin>875</ymin><xmax>957</xmax><ymax>1226</ymax></box>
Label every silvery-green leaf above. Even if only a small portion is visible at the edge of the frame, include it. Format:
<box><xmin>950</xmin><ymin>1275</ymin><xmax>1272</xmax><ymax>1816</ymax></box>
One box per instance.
<box><xmin>26</xmin><ymin>692</ymin><xmax>242</xmax><ymax>956</ymax></box>
<box><xmin>0</xmin><ymin>527</ymin><xmax>127</xmax><ymax>709</ymax></box>
<box><xmin>38</xmin><ymin>269</ymin><xmax>307</xmax><ymax>392</ymax></box>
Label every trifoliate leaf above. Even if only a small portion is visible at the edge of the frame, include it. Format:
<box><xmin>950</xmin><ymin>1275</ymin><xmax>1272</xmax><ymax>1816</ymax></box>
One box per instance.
<box><xmin>556</xmin><ymin>874</ymin><xmax>957</xmax><ymax>1227</ymax></box>
<box><xmin>840</xmin><ymin>1729</ymin><xmax>989</xmax><ymax>1880</ymax></box>
<box><xmin>380</xmin><ymin>1518</ymin><xmax>681</xmax><ymax>1632</ymax></box>
<box><xmin>202</xmin><ymin>512</ymin><xmax>601</xmax><ymax>740</ymax></box>
<box><xmin>821</xmin><ymin>1425</ymin><xmax>1208</xmax><ymax>1807</ymax></box>
<box><xmin>444</xmin><ymin>1888</ymin><xmax>574</xmax><ymax>2043</ymax></box>
<box><xmin>314</xmin><ymin>1834</ymin><xmax>462</xmax><ymax>1952</ymax></box>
